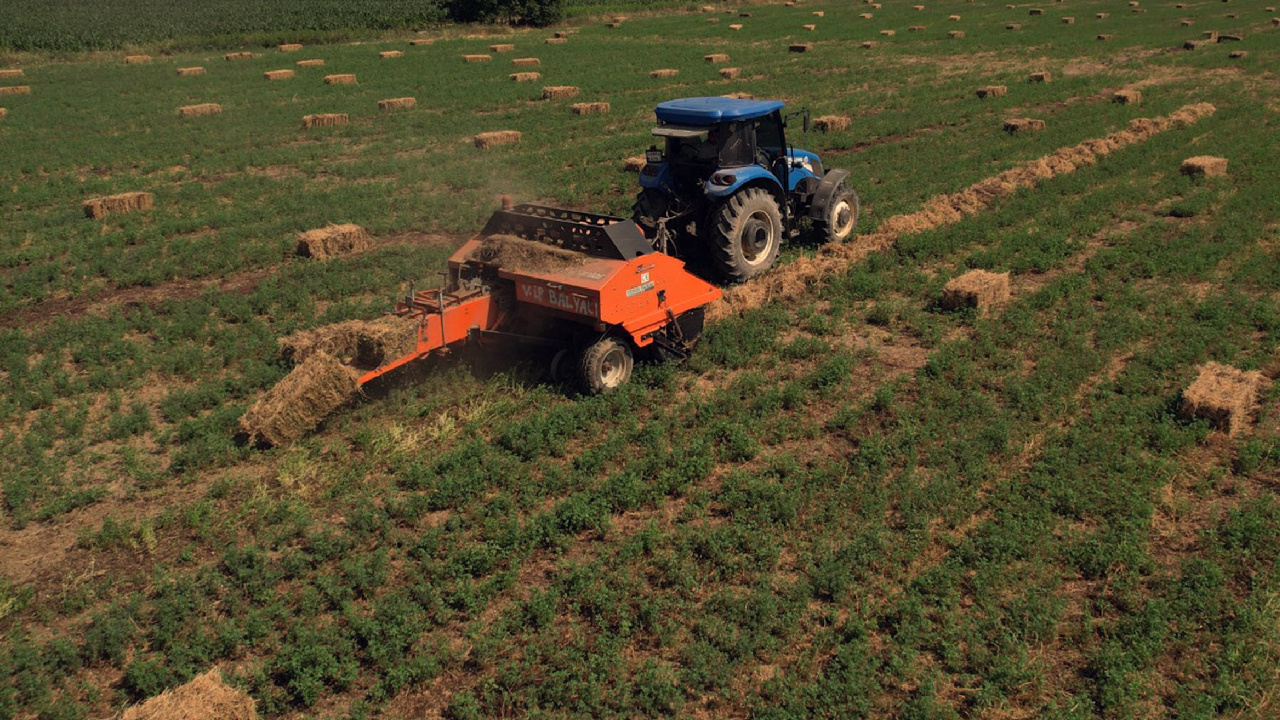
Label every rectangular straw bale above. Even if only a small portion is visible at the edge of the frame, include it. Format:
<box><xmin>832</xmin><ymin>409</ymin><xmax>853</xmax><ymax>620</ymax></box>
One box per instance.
<box><xmin>909</xmin><ymin>25</ymin><xmax>927</xmax><ymax>31</ymax></box>
<box><xmin>880</xmin><ymin>29</ymin><xmax>896</xmax><ymax>35</ymax></box>
<box><xmin>1029</xmin><ymin>8</ymin><xmax>1044</xmax><ymax>14</ymax></box>
<box><xmin>941</xmin><ymin>270</ymin><xmax>1010</xmax><ymax>311</ymax></box>
<box><xmin>1202</xmin><ymin>30</ymin><xmax>1218</xmax><ymax>40</ymax></box>
<box><xmin>813</xmin><ymin>115</ymin><xmax>851</xmax><ymax>131</ymax></box>
<box><xmin>0</xmin><ymin>86</ymin><xmax>30</xmax><ymax>96</ymax></box>
<box><xmin>380</xmin><ymin>51</ymin><xmax>403</xmax><ymax>58</ymax></box>
<box><xmin>948</xmin><ymin>30</ymin><xmax>965</xmax><ymax>37</ymax></box>
<box><xmin>125</xmin><ymin>55</ymin><xmax>151</xmax><ymax>64</ymax></box>
<box><xmin>702</xmin><ymin>5</ymin><xmax>716</xmax><ymax>11</ymax></box>
<box><xmin>720</xmin><ymin>67</ymin><xmax>741</xmax><ymax>79</ymax></box>
<box><xmin>571</xmin><ymin>102</ymin><xmax>610</xmax><ymax>115</ymax></box>
<box><xmin>546</xmin><ymin>37</ymin><xmax>568</xmax><ymax>44</ymax></box>
<box><xmin>542</xmin><ymin>85</ymin><xmax>579</xmax><ymax>100</ymax></box>
<box><xmin>708</xmin><ymin>17</ymin><xmax>720</xmax><ymax>23</ymax></box>
<box><xmin>789</xmin><ymin>43</ymin><xmax>813</xmax><ymax>52</ymax></box>
<box><xmin>1180</xmin><ymin>156</ymin><xmax>1228</xmax><ymax>177</ymax></box>
<box><xmin>1029</xmin><ymin>71</ymin><xmax>1051</xmax><ymax>82</ymax></box>
<box><xmin>474</xmin><ymin>130</ymin><xmax>522</xmax><ymax>149</ymax></box>
<box><xmin>976</xmin><ymin>85</ymin><xmax>1007</xmax><ymax>98</ymax></box>
<box><xmin>1183</xmin><ymin>40</ymin><xmax>1208</xmax><ymax>50</ymax></box>
<box><xmin>914</xmin><ymin>4</ymin><xmax>924</xmax><ymax>8</ymax></box>
<box><xmin>1218</xmin><ymin>33</ymin><xmax>1242</xmax><ymax>41</ymax></box>
<box><xmin>1273</xmin><ymin>17</ymin><xmax>1280</xmax><ymax>26</ymax></box>
<box><xmin>555</xmin><ymin>31</ymin><xmax>573</xmax><ymax>38</ymax></box>
<box><xmin>861</xmin><ymin>41</ymin><xmax>879</xmax><ymax>48</ymax></box>
<box><xmin>0</xmin><ymin>69</ymin><xmax>23</xmax><ymax>79</ymax></box>
<box><xmin>729</xmin><ymin>23</ymin><xmax>744</xmax><ymax>30</ymax></box>
<box><xmin>510</xmin><ymin>72</ymin><xmax>541</xmax><ymax>82</ymax></box>
<box><xmin>1096</xmin><ymin>12</ymin><xmax>1110</xmax><ymax>18</ymax></box>
<box><xmin>650</xmin><ymin>68</ymin><xmax>679</xmax><ymax>78</ymax></box>
<box><xmin>302</xmin><ymin>113</ymin><xmax>348</xmax><ymax>128</ymax></box>
<box><xmin>623</xmin><ymin>156</ymin><xmax>646</xmax><ymax>172</ymax></box>
<box><xmin>1112</xmin><ymin>89</ymin><xmax>1141</xmax><ymax>104</ymax></box>
<box><xmin>804</xmin><ymin>24</ymin><xmax>817</xmax><ymax>30</ymax></box>
<box><xmin>296</xmin><ymin>59</ymin><xmax>325</xmax><ymax>67</ymax></box>
<box><xmin>1004</xmin><ymin>117</ymin><xmax>1045</xmax><ymax>132</ymax></box>
<box><xmin>1007</xmin><ymin>23</ymin><xmax>1022</xmax><ymax>29</ymax></box>
<box><xmin>860</xmin><ymin>12</ymin><xmax>874</xmax><ymax>18</ymax></box>
<box><xmin>949</xmin><ymin>14</ymin><xmax>961</xmax><ymax>20</ymax></box>
<box><xmin>279</xmin><ymin>43</ymin><xmax>303</xmax><ymax>51</ymax></box>
<box><xmin>225</xmin><ymin>52</ymin><xmax>256</xmax><ymax>60</ymax></box>
<box><xmin>82</xmin><ymin>191</ymin><xmax>154</xmax><ymax>219</ymax></box>
<box><xmin>238</xmin><ymin>352</ymin><xmax>359</xmax><ymax>447</ymax></box>
<box><xmin>812</xmin><ymin>10</ymin><xmax>824</xmax><ymax>16</ymax></box>
<box><xmin>409</xmin><ymin>39</ymin><xmax>433</xmax><ymax>46</ymax></box>
<box><xmin>1229</xmin><ymin>50</ymin><xmax>1248</xmax><ymax>58</ymax></box>
<box><xmin>724</xmin><ymin>92</ymin><xmax>755</xmax><ymax>99</ymax></box>
<box><xmin>513</xmin><ymin>57</ymin><xmax>541</xmax><ymax>67</ymax></box>
<box><xmin>296</xmin><ymin>223</ymin><xmax>372</xmax><ymax>259</ymax></box>
<box><xmin>491</xmin><ymin>44</ymin><xmax>516</xmax><ymax>52</ymax></box>
<box><xmin>325</xmin><ymin>74</ymin><xmax>357</xmax><ymax>84</ymax></box>
<box><xmin>704</xmin><ymin>53</ymin><xmax>730</xmax><ymax>63</ymax></box>
<box><xmin>1180</xmin><ymin>362</ymin><xmax>1268</xmax><ymax>436</ymax></box>
<box><xmin>0</xmin><ymin>108</ymin><xmax>6</xmax><ymax>120</ymax></box>
<box><xmin>464</xmin><ymin>54</ymin><xmax>493</xmax><ymax>62</ymax></box>
<box><xmin>177</xmin><ymin>67</ymin><xmax>205</xmax><ymax>76</ymax></box>
<box><xmin>378</xmin><ymin>97</ymin><xmax>416</xmax><ymax>110</ymax></box>
<box><xmin>264</xmin><ymin>69</ymin><xmax>295</xmax><ymax>80</ymax></box>
<box><xmin>1097</xmin><ymin>34</ymin><xmax>1113</xmax><ymax>40</ymax></box>
<box><xmin>178</xmin><ymin>103</ymin><xmax>221</xmax><ymax>117</ymax></box>
<box><xmin>1181</xmin><ymin>19</ymin><xmax>1195</xmax><ymax>26</ymax></box>
<box><xmin>1062</xmin><ymin>16</ymin><xmax>1075</xmax><ymax>23</ymax></box>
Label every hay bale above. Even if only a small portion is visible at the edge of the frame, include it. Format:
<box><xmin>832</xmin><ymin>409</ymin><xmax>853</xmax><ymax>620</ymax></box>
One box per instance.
<box><xmin>739</xmin><ymin>12</ymin><xmax>752</xmax><ymax>17</ymax></box>
<box><xmin>296</xmin><ymin>224</ymin><xmax>372</xmax><ymax>259</ymax></box>
<box><xmin>1007</xmin><ymin>23</ymin><xmax>1022</xmax><ymax>29</ymax></box>
<box><xmin>546</xmin><ymin>37</ymin><xmax>568</xmax><ymax>44</ymax></box>
<box><xmin>542</xmin><ymin>85</ymin><xmax>579</xmax><ymax>100</ymax></box>
<box><xmin>469</xmin><ymin>234</ymin><xmax>587</xmax><ymax>273</ymax></box>
<box><xmin>1229</xmin><ymin>50</ymin><xmax>1249</xmax><ymax>58</ymax></box>
<box><xmin>949</xmin><ymin>14</ymin><xmax>962</xmax><ymax>20</ymax></box>
<box><xmin>650</xmin><ymin>68</ymin><xmax>680</xmax><ymax>78</ymax></box>
<box><xmin>378</xmin><ymin>97</ymin><xmax>416</xmax><ymax>110</ymax></box>
<box><xmin>804</xmin><ymin>24</ymin><xmax>818</xmax><ymax>30</ymax></box>
<box><xmin>976</xmin><ymin>85</ymin><xmax>1007</xmax><ymax>98</ymax></box>
<box><xmin>812</xmin><ymin>10</ymin><xmax>824</xmax><ymax>16</ymax></box>
<box><xmin>225</xmin><ymin>52</ymin><xmax>256</xmax><ymax>60</ymax></box>
<box><xmin>0</xmin><ymin>69</ymin><xmax>23</xmax><ymax>79</ymax></box>
<box><xmin>860</xmin><ymin>12</ymin><xmax>874</xmax><ymax>18</ymax></box>
<box><xmin>491</xmin><ymin>44</ymin><xmax>515</xmax><ymax>52</ymax></box>
<box><xmin>915</xmin><ymin>4</ymin><xmax>925</xmax><ymax>9</ymax></box>
<box><xmin>880</xmin><ymin>29</ymin><xmax>896</xmax><ymax>35</ymax></box>
<box><xmin>708</xmin><ymin>17</ymin><xmax>720</xmax><ymax>23</ymax></box>
<box><xmin>623</xmin><ymin>156</ymin><xmax>646</xmax><ymax>172</ymax></box>
<box><xmin>279</xmin><ymin>43</ymin><xmax>303</xmax><ymax>52</ymax></box>
<box><xmin>410</xmin><ymin>39</ymin><xmax>433</xmax><ymax>46</ymax></box>
<box><xmin>1183</xmin><ymin>39</ymin><xmax>1209</xmax><ymax>50</ymax></box>
<box><xmin>296</xmin><ymin>59</ymin><xmax>325</xmax><ymax>67</ymax></box>
<box><xmin>1029</xmin><ymin>8</ymin><xmax>1044</xmax><ymax>15</ymax></box>
<box><xmin>280</xmin><ymin>316</ymin><xmax>419</xmax><ymax>367</ymax></box>
<box><xmin>120</xmin><ymin>671</ymin><xmax>256</xmax><ymax>720</ymax></box>
<box><xmin>790</xmin><ymin>43</ymin><xmax>813</xmax><ymax>52</ymax></box>
<box><xmin>606</xmin><ymin>22</ymin><xmax>622</xmax><ymax>28</ymax></box>
<box><xmin>178</xmin><ymin>103</ymin><xmax>221</xmax><ymax>117</ymax></box>
<box><xmin>1097</xmin><ymin>34</ymin><xmax>1114</xmax><ymax>40</ymax></box>
<box><xmin>0</xmin><ymin>108</ymin><xmax>6</xmax><ymax>120</ymax></box>
<box><xmin>1203</xmin><ymin>30</ymin><xmax>1220</xmax><ymax>40</ymax></box>
<box><xmin>513</xmin><ymin>57</ymin><xmax>540</xmax><ymax>67</ymax></box>
<box><xmin>729</xmin><ymin>23</ymin><xmax>744</xmax><ymax>30</ymax></box>
<box><xmin>909</xmin><ymin>25</ymin><xmax>927</xmax><ymax>31</ymax></box>
<box><xmin>1097</xmin><ymin>12</ymin><xmax>1110</xmax><ymax>18</ymax></box>
<box><xmin>723</xmin><ymin>92</ymin><xmax>754</xmax><ymax>99</ymax></box>
<box><xmin>380</xmin><ymin>51</ymin><xmax>403</xmax><ymax>59</ymax></box>
<box><xmin>1062</xmin><ymin>16</ymin><xmax>1075</xmax><ymax>24</ymax></box>
<box><xmin>1181</xmin><ymin>156</ymin><xmax>1228</xmax><ymax>177</ymax></box>
<box><xmin>1004</xmin><ymin>117</ymin><xmax>1046</xmax><ymax>132</ymax></box>
<box><xmin>1180</xmin><ymin>362</ymin><xmax>1268</xmax><ymax>436</ymax></box>
<box><xmin>702</xmin><ymin>4</ymin><xmax>716</xmax><ymax>11</ymax></box>
<box><xmin>1218</xmin><ymin>33</ymin><xmax>1243</xmax><ymax>41</ymax></box>
<box><xmin>125</xmin><ymin>55</ymin><xmax>151</xmax><ymax>64</ymax></box>
<box><xmin>264</xmin><ymin>70</ymin><xmax>294</xmax><ymax>81</ymax></box>
<box><xmin>720</xmin><ymin>67</ymin><xmax>741</xmax><ymax>79</ymax></box>
<box><xmin>510</xmin><ymin>72</ymin><xmax>541</xmax><ymax>82</ymax></box>
<box><xmin>240</xmin><ymin>352</ymin><xmax>360</xmax><ymax>447</ymax></box>
<box><xmin>474</xmin><ymin>130</ymin><xmax>522</xmax><ymax>149</ymax></box>
<box><xmin>1029</xmin><ymin>71</ymin><xmax>1051</xmax><ymax>82</ymax></box>
<box><xmin>554</xmin><ymin>31</ymin><xmax>573</xmax><ymax>38</ymax></box>
<box><xmin>1128</xmin><ymin>0</ymin><xmax>1139</xmax><ymax>5</ymax></box>
<box><xmin>1113</xmin><ymin>89</ymin><xmax>1142</xmax><ymax>104</ymax></box>
<box><xmin>0</xmin><ymin>85</ymin><xmax>31</xmax><ymax>95</ymax></box>
<box><xmin>1274</xmin><ymin>17</ymin><xmax>1280</xmax><ymax>26</ymax></box>
<box><xmin>941</xmin><ymin>270</ymin><xmax>1010</xmax><ymax>311</ymax></box>
<box><xmin>571</xmin><ymin>101</ymin><xmax>610</xmax><ymax>115</ymax></box>
<box><xmin>82</xmin><ymin>192</ymin><xmax>153</xmax><ymax>219</ymax></box>
<box><xmin>1181</xmin><ymin>19</ymin><xmax>1194</xmax><ymax>26</ymax></box>
<box><xmin>177</xmin><ymin>67</ymin><xmax>205</xmax><ymax>76</ymax></box>
<box><xmin>325</xmin><ymin>74</ymin><xmax>357</xmax><ymax>84</ymax></box>
<box><xmin>813</xmin><ymin>115</ymin><xmax>851</xmax><ymax>131</ymax></box>
<box><xmin>948</xmin><ymin>30</ymin><xmax>965</xmax><ymax>37</ymax></box>
<box><xmin>861</xmin><ymin>41</ymin><xmax>879</xmax><ymax>48</ymax></box>
<box><xmin>464</xmin><ymin>54</ymin><xmax>492</xmax><ymax>62</ymax></box>
<box><xmin>301</xmin><ymin>113</ymin><xmax>348</xmax><ymax>128</ymax></box>
<box><xmin>705</xmin><ymin>53</ymin><xmax>730</xmax><ymax>63</ymax></box>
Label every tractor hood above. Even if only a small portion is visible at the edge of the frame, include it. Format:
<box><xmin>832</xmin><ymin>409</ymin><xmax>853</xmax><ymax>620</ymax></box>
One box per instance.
<box><xmin>654</xmin><ymin>97</ymin><xmax>786</xmax><ymax>126</ymax></box>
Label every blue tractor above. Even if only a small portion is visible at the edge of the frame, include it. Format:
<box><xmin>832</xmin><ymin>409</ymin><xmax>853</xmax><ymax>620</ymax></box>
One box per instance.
<box><xmin>633</xmin><ymin>96</ymin><xmax>858</xmax><ymax>283</ymax></box>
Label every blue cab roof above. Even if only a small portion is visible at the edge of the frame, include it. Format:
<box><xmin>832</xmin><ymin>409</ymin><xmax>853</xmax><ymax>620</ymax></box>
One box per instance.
<box><xmin>654</xmin><ymin>97</ymin><xmax>786</xmax><ymax>125</ymax></box>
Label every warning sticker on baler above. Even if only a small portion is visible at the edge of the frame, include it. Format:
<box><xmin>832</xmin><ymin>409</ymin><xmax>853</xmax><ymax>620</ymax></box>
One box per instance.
<box><xmin>625</xmin><ymin>281</ymin><xmax>655</xmax><ymax>298</ymax></box>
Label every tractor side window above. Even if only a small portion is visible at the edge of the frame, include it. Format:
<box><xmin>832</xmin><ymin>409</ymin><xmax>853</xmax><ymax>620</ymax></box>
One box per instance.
<box><xmin>719</xmin><ymin>122</ymin><xmax>753</xmax><ymax>167</ymax></box>
<box><xmin>756</xmin><ymin>115</ymin><xmax>784</xmax><ymax>156</ymax></box>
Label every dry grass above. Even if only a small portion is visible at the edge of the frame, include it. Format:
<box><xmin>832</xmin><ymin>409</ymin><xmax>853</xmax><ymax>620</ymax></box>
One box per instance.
<box><xmin>324</xmin><ymin>74</ymin><xmax>356</xmax><ymax>85</ymax></box>
<box><xmin>263</xmin><ymin>70</ymin><xmax>294</xmax><ymax>81</ymax></box>
<box><xmin>0</xmin><ymin>86</ymin><xmax>31</xmax><ymax>96</ymax></box>
<box><xmin>510</xmin><ymin>72</ymin><xmax>541</xmax><ymax>82</ymax></box>
<box><xmin>1181</xmin><ymin>156</ymin><xmax>1228</xmax><ymax>177</ymax></box>
<box><xmin>176</xmin><ymin>67</ymin><xmax>204</xmax><ymax>76</ymax></box>
<box><xmin>813</xmin><ymin>115</ymin><xmax>851</xmax><ymax>132</ymax></box>
<box><xmin>302</xmin><ymin>113</ymin><xmax>347</xmax><ymax>128</ymax></box>
<box><xmin>378</xmin><ymin>97</ymin><xmax>416</xmax><ymax>110</ymax></box>
<box><xmin>177</xmin><ymin>103</ymin><xmax>221</xmax><ymax>117</ymax></box>
<box><xmin>571</xmin><ymin>102</ymin><xmax>610</xmax><ymax>115</ymax></box>
<box><xmin>542</xmin><ymin>85</ymin><xmax>579</xmax><ymax>100</ymax></box>
<box><xmin>296</xmin><ymin>224</ymin><xmax>372</xmax><ymax>260</ymax></box>
<box><xmin>82</xmin><ymin>192</ymin><xmax>153</xmax><ymax>220</ymax></box>
<box><xmin>1181</xmin><ymin>362</ymin><xmax>1269</xmax><ymax>436</ymax></box>
<box><xmin>1005</xmin><ymin>117</ymin><xmax>1046</xmax><ymax>132</ymax></box>
<box><xmin>296</xmin><ymin>59</ymin><xmax>325</xmax><ymax>67</ymax></box>
<box><xmin>120</xmin><ymin>671</ymin><xmax>256</xmax><ymax>720</ymax></box>
<box><xmin>941</xmin><ymin>270</ymin><xmax>1011</xmax><ymax>311</ymax></box>
<box><xmin>474</xmin><ymin>130</ymin><xmax>522</xmax><ymax>149</ymax></box>
<box><xmin>239</xmin><ymin>352</ymin><xmax>360</xmax><ymax>447</ymax></box>
<box><xmin>977</xmin><ymin>85</ymin><xmax>1007</xmax><ymax>98</ymax></box>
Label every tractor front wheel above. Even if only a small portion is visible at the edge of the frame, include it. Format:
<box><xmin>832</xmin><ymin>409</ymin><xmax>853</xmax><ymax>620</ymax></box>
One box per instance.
<box><xmin>815</xmin><ymin>184</ymin><xmax>859</xmax><ymax>243</ymax></box>
<box><xmin>711</xmin><ymin>188</ymin><xmax>783</xmax><ymax>283</ymax></box>
<box><xmin>578</xmin><ymin>336</ymin><xmax>634</xmax><ymax>394</ymax></box>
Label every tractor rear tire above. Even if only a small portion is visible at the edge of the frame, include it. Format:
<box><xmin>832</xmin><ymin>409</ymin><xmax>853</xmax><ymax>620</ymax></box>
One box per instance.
<box><xmin>711</xmin><ymin>188</ymin><xmax>783</xmax><ymax>283</ymax></box>
<box><xmin>815</xmin><ymin>184</ymin><xmax>859</xmax><ymax>244</ymax></box>
<box><xmin>578</xmin><ymin>336</ymin><xmax>633</xmax><ymax>394</ymax></box>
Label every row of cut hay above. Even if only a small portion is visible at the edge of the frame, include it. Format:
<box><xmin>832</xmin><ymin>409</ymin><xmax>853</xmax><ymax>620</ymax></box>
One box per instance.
<box><xmin>706</xmin><ymin>103</ymin><xmax>1218</xmax><ymax>321</ymax></box>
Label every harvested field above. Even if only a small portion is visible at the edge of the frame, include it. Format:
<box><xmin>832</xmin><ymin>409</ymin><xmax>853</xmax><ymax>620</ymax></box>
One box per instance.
<box><xmin>225</xmin><ymin>52</ymin><xmax>255</xmax><ymax>60</ymax></box>
<box><xmin>463</xmin><ymin>54</ymin><xmax>492</xmax><ymax>62</ymax></box>
<box><xmin>541</xmin><ymin>85</ymin><xmax>579</xmax><ymax>100</ymax></box>
<box><xmin>239</xmin><ymin>352</ymin><xmax>359</xmax><ymax>447</ymax></box>
<box><xmin>0</xmin><ymin>85</ymin><xmax>31</xmax><ymax>95</ymax></box>
<box><xmin>295</xmin><ymin>223</ymin><xmax>372</xmax><ymax>259</ymax></box>
<box><xmin>571</xmin><ymin>102</ymin><xmax>609</xmax><ymax>115</ymax></box>
<box><xmin>296</xmin><ymin>59</ymin><xmax>325</xmax><ymax>67</ymax></box>
<box><xmin>1181</xmin><ymin>155</ymin><xmax>1228</xmax><ymax>177</ymax></box>
<box><xmin>279</xmin><ymin>43</ymin><xmax>302</xmax><ymax>52</ymax></box>
<box><xmin>704</xmin><ymin>53</ymin><xmax>730</xmax><ymax>63</ymax></box>
<box><xmin>280</xmin><ymin>315</ymin><xmax>418</xmax><ymax>367</ymax></box>
<box><xmin>490</xmin><ymin>44</ymin><xmax>515</xmax><ymax>52</ymax></box>
<box><xmin>976</xmin><ymin>85</ymin><xmax>1007</xmax><ymax>98</ymax></box>
<box><xmin>120</xmin><ymin>671</ymin><xmax>256</xmax><ymax>720</ymax></box>
<box><xmin>1113</xmin><ymin>89</ymin><xmax>1142</xmax><ymax>104</ymax></box>
<box><xmin>510</xmin><ymin>72</ymin><xmax>541</xmax><ymax>82</ymax></box>
<box><xmin>263</xmin><ymin>70</ymin><xmax>294</xmax><ymax>81</ymax></box>
<box><xmin>380</xmin><ymin>51</ymin><xmax>402</xmax><ymax>59</ymax></box>
<box><xmin>176</xmin><ymin>66</ymin><xmax>204</xmax><ymax>76</ymax></box>
<box><xmin>177</xmin><ymin>102</ymin><xmax>221</xmax><ymax>117</ymax></box>
<box><xmin>378</xmin><ymin>97</ymin><xmax>416</xmax><ymax>110</ymax></box>
<box><xmin>1181</xmin><ymin>362</ymin><xmax>1268</xmax><ymax>436</ymax></box>
<box><xmin>650</xmin><ymin>68</ymin><xmax>679</xmax><ymax>78</ymax></box>
<box><xmin>719</xmin><ymin>67</ymin><xmax>741</xmax><ymax>79</ymax></box>
<box><xmin>124</xmin><ymin>55</ymin><xmax>151</xmax><ymax>64</ymax></box>
<box><xmin>813</xmin><ymin>114</ymin><xmax>851</xmax><ymax>132</ymax></box>
<box><xmin>301</xmin><ymin>113</ymin><xmax>347</xmax><ymax>127</ymax></box>
<box><xmin>512</xmin><ymin>58</ymin><xmax>540</xmax><ymax>67</ymax></box>
<box><xmin>82</xmin><ymin>191</ymin><xmax>153</xmax><ymax>219</ymax></box>
<box><xmin>1004</xmin><ymin>117</ymin><xmax>1046</xmax><ymax>132</ymax></box>
<box><xmin>474</xmin><ymin>130</ymin><xmax>522</xmax><ymax>148</ymax></box>
<box><xmin>324</xmin><ymin>74</ymin><xmax>356</xmax><ymax>84</ymax></box>
<box><xmin>468</xmin><ymin>234</ymin><xmax>587</xmax><ymax>273</ymax></box>
<box><xmin>941</xmin><ymin>269</ymin><xmax>1011</xmax><ymax>311</ymax></box>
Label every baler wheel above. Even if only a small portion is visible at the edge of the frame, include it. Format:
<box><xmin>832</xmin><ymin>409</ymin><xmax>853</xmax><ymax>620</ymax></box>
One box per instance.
<box><xmin>711</xmin><ymin>187</ymin><xmax>782</xmax><ymax>283</ymax></box>
<box><xmin>579</xmin><ymin>336</ymin><xmax>634</xmax><ymax>394</ymax></box>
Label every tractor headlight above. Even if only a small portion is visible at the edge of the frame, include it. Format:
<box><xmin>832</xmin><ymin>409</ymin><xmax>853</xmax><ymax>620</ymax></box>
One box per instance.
<box><xmin>710</xmin><ymin>171</ymin><xmax>736</xmax><ymax>186</ymax></box>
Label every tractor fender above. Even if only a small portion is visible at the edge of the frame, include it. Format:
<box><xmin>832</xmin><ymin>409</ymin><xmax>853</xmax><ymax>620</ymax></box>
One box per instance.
<box><xmin>704</xmin><ymin>166</ymin><xmax>783</xmax><ymax>201</ymax></box>
<box><xmin>807</xmin><ymin>168</ymin><xmax>852</xmax><ymax>220</ymax></box>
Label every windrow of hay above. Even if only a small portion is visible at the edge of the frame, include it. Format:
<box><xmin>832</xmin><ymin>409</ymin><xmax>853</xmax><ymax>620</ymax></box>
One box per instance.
<box><xmin>651</xmin><ymin>68</ymin><xmax>679</xmax><ymax>78</ymax></box>
<box><xmin>1004</xmin><ymin>117</ymin><xmax>1046</xmax><ymax>132</ymax></box>
<box><xmin>178</xmin><ymin>103</ymin><xmax>221</xmax><ymax>117</ymax></box>
<box><xmin>125</xmin><ymin>55</ymin><xmax>151</xmax><ymax>64</ymax></box>
<box><xmin>571</xmin><ymin>102</ymin><xmax>610</xmax><ymax>115</ymax></box>
<box><xmin>325</xmin><ymin>74</ymin><xmax>356</xmax><ymax>85</ymax></box>
<box><xmin>120</xmin><ymin>671</ymin><xmax>256</xmax><ymax>720</ymax></box>
<box><xmin>542</xmin><ymin>85</ymin><xmax>579</xmax><ymax>100</ymax></box>
<box><xmin>976</xmin><ymin>85</ymin><xmax>1007</xmax><ymax>98</ymax></box>
<box><xmin>82</xmin><ymin>192</ymin><xmax>153</xmax><ymax>219</ymax></box>
<box><xmin>280</xmin><ymin>315</ymin><xmax>419</xmax><ymax>367</ymax></box>
<box><xmin>813</xmin><ymin>115</ymin><xmax>851</xmax><ymax>132</ymax></box>
<box><xmin>296</xmin><ymin>59</ymin><xmax>325</xmax><ymax>67</ymax></box>
<box><xmin>1181</xmin><ymin>156</ymin><xmax>1228</xmax><ymax>177</ymax></box>
<box><xmin>941</xmin><ymin>270</ymin><xmax>1010</xmax><ymax>311</ymax></box>
<box><xmin>302</xmin><ymin>113</ymin><xmax>347</xmax><ymax>127</ymax></box>
<box><xmin>468</xmin><ymin>234</ymin><xmax>587</xmax><ymax>273</ymax></box>
<box><xmin>510</xmin><ymin>72</ymin><xmax>541</xmax><ymax>82</ymax></box>
<box><xmin>378</xmin><ymin>97</ymin><xmax>416</xmax><ymax>110</ymax></box>
<box><xmin>0</xmin><ymin>86</ymin><xmax>31</xmax><ymax>96</ymax></box>
<box><xmin>1180</xmin><ymin>362</ymin><xmax>1269</xmax><ymax>436</ymax></box>
<box><xmin>296</xmin><ymin>223</ymin><xmax>372</xmax><ymax>259</ymax></box>
<box><xmin>239</xmin><ymin>352</ymin><xmax>360</xmax><ymax>447</ymax></box>
<box><xmin>706</xmin><ymin>102</ymin><xmax>1217</xmax><ymax>321</ymax></box>
<box><xmin>0</xmin><ymin>69</ymin><xmax>23</xmax><ymax>79</ymax></box>
<box><xmin>177</xmin><ymin>67</ymin><xmax>205</xmax><ymax>76</ymax></box>
<box><xmin>264</xmin><ymin>70</ymin><xmax>294</xmax><ymax>81</ymax></box>
<box><xmin>474</xmin><ymin>130</ymin><xmax>521</xmax><ymax>148</ymax></box>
